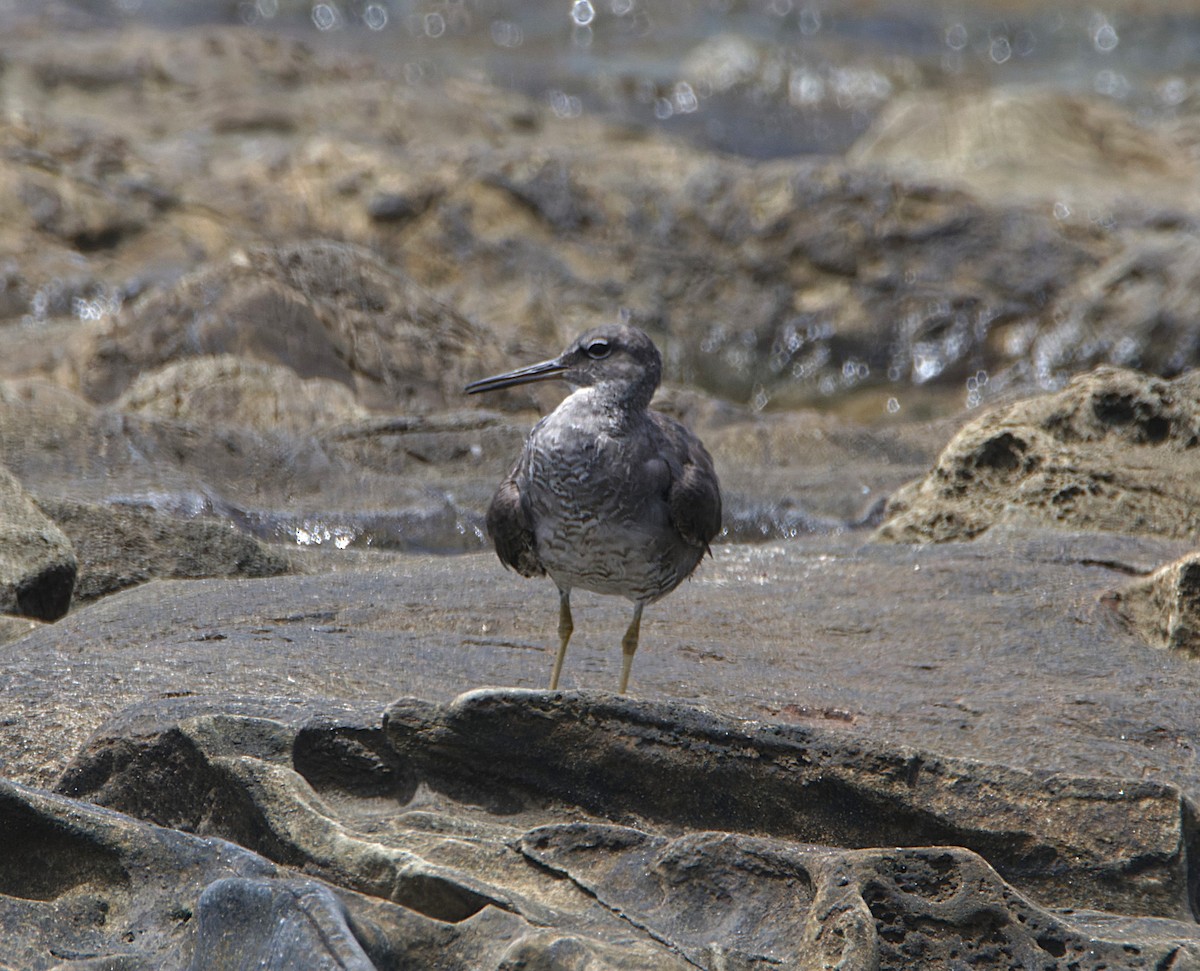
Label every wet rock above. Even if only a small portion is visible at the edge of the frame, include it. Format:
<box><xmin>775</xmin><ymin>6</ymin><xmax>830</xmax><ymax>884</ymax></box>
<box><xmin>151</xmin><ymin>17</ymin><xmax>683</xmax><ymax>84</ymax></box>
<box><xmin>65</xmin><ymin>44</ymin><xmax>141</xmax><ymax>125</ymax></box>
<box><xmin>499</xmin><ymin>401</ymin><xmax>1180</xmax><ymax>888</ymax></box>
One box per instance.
<box><xmin>876</xmin><ymin>366</ymin><xmax>1200</xmax><ymax>543</ymax></box>
<box><xmin>1032</xmin><ymin>234</ymin><xmax>1200</xmax><ymax>382</ymax></box>
<box><xmin>0</xmin><ymin>378</ymin><xmax>497</xmax><ymax>557</ymax></box>
<box><xmin>51</xmin><ymin>693</ymin><xmax>1200</xmax><ymax>967</ymax></box>
<box><xmin>1109</xmin><ymin>552</ymin><xmax>1200</xmax><ymax>656</ymax></box>
<box><xmin>8</xmin><ymin>528</ymin><xmax>1200</xmax><ymax>795</ymax></box>
<box><xmin>397</xmin><ymin>149</ymin><xmax>1105</xmax><ymax>409</ymax></box>
<box><xmin>36</xmin><ymin>496</ymin><xmax>291</xmax><ymax>604</ymax></box>
<box><xmin>0</xmin><ymin>461</ymin><xmax>74</xmax><ymax>620</ymax></box>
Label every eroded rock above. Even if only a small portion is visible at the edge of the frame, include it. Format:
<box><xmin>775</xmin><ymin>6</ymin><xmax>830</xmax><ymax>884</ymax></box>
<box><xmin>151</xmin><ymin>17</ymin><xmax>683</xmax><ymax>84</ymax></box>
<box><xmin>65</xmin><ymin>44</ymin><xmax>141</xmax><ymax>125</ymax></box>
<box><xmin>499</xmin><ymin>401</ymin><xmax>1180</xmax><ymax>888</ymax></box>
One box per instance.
<box><xmin>876</xmin><ymin>366</ymin><xmax>1200</xmax><ymax>543</ymax></box>
<box><xmin>77</xmin><ymin>241</ymin><xmax>501</xmax><ymax>412</ymax></box>
<box><xmin>48</xmin><ymin>692</ymin><xmax>1200</xmax><ymax>969</ymax></box>
<box><xmin>115</xmin><ymin>354</ymin><xmax>368</xmax><ymax>434</ymax></box>
<box><xmin>1109</xmin><ymin>552</ymin><xmax>1200</xmax><ymax>656</ymax></box>
<box><xmin>36</xmin><ymin>497</ymin><xmax>291</xmax><ymax>604</ymax></box>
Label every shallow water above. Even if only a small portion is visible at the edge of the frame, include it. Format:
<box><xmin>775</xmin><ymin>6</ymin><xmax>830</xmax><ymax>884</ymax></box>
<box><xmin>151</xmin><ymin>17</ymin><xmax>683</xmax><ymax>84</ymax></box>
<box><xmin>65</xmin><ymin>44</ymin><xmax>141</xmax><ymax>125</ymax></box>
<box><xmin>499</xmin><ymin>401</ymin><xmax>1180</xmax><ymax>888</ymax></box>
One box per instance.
<box><xmin>7</xmin><ymin>0</ymin><xmax>1196</xmax><ymax>159</ymax></box>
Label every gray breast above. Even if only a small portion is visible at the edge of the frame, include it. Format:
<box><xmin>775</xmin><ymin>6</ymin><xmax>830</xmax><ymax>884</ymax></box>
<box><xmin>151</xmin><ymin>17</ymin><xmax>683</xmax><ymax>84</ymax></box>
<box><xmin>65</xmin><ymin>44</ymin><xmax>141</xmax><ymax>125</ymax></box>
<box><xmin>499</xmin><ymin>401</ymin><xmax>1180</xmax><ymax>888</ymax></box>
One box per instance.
<box><xmin>520</xmin><ymin>398</ymin><xmax>701</xmax><ymax>602</ymax></box>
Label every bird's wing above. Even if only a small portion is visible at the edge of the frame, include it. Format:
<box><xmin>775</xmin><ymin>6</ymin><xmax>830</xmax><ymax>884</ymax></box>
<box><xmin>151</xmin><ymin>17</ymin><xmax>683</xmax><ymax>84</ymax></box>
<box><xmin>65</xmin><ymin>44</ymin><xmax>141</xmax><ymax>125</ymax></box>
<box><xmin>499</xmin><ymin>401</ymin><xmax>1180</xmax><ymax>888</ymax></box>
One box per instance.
<box><xmin>486</xmin><ymin>471</ymin><xmax>545</xmax><ymax>577</ymax></box>
<box><xmin>651</xmin><ymin>412</ymin><xmax>723</xmax><ymax>553</ymax></box>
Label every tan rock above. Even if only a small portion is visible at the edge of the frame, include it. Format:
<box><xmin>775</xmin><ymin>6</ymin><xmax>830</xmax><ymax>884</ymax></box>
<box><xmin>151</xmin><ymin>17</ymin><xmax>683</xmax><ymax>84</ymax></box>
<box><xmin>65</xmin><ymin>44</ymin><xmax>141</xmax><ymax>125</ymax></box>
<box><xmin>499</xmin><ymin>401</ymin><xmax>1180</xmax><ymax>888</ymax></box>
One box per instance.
<box><xmin>876</xmin><ymin>366</ymin><xmax>1200</xmax><ymax>543</ymax></box>
<box><xmin>1109</xmin><ymin>552</ymin><xmax>1200</xmax><ymax>655</ymax></box>
<box><xmin>850</xmin><ymin>87</ymin><xmax>1200</xmax><ymax>207</ymax></box>
<box><xmin>116</xmin><ymin>354</ymin><xmax>367</xmax><ymax>433</ymax></box>
<box><xmin>77</xmin><ymin>240</ymin><xmax>502</xmax><ymax>412</ymax></box>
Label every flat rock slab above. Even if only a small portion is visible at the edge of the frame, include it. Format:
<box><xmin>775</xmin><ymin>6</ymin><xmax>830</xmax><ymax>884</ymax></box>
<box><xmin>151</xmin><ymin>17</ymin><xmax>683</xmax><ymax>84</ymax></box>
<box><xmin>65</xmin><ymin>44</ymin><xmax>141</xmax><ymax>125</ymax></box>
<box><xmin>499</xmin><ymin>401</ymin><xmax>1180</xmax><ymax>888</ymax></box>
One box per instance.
<box><xmin>4</xmin><ymin>525</ymin><xmax>1200</xmax><ymax>796</ymax></box>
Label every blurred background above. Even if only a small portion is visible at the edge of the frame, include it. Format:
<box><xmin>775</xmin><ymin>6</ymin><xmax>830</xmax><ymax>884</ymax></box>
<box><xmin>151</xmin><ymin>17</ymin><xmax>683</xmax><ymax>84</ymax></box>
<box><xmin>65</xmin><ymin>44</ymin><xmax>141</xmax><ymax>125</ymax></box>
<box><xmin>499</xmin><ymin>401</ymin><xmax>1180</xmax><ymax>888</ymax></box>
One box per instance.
<box><xmin>0</xmin><ymin>0</ymin><xmax>1196</xmax><ymax>554</ymax></box>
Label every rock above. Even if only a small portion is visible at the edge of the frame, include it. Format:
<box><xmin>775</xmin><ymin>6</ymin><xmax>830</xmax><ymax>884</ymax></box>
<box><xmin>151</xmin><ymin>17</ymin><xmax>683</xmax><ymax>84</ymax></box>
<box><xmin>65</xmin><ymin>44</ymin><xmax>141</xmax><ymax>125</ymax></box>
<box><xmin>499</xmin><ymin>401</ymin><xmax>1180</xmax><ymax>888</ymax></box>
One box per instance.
<box><xmin>1</xmin><ymin>23</ymin><xmax>1199</xmax><ymax>420</ymax></box>
<box><xmin>0</xmin><ymin>771</ymin><xmax>560</xmax><ymax>971</ymax></box>
<box><xmin>188</xmin><ymin>878</ymin><xmax>378</xmax><ymax>971</ymax></box>
<box><xmin>77</xmin><ymin>240</ymin><xmax>502</xmax><ymax>412</ymax></box>
<box><xmin>115</xmin><ymin>354</ymin><xmax>368</xmax><ymax>434</ymax></box>
<box><xmin>875</xmin><ymin>366</ymin><xmax>1200</xmax><ymax>543</ymax></box>
<box><xmin>0</xmin><ymin>461</ymin><xmax>74</xmax><ymax>620</ymax></box>
<box><xmin>50</xmin><ymin>693</ymin><xmax>1200</xmax><ymax>967</ymax></box>
<box><xmin>385</xmin><ymin>689</ymin><xmax>1193</xmax><ymax>918</ymax></box>
<box><xmin>1108</xmin><ymin>552</ymin><xmax>1200</xmax><ymax>656</ymax></box>
<box><xmin>0</xmin><ymin>378</ymin><xmax>498</xmax><ymax>556</ymax></box>
<box><xmin>4</xmin><ymin>16</ymin><xmax>1200</xmax><ymax>967</ymax></box>
<box><xmin>36</xmin><ymin>496</ymin><xmax>291</xmax><ymax>604</ymax></box>
<box><xmin>1031</xmin><ymin>234</ymin><xmax>1200</xmax><ymax>382</ymax></box>
<box><xmin>0</xmin><ymin>776</ymin><xmax>304</xmax><ymax>969</ymax></box>
<box><xmin>8</xmin><ymin>527</ymin><xmax>1200</xmax><ymax>798</ymax></box>
<box><xmin>850</xmin><ymin>87</ymin><xmax>1200</xmax><ymax>208</ymax></box>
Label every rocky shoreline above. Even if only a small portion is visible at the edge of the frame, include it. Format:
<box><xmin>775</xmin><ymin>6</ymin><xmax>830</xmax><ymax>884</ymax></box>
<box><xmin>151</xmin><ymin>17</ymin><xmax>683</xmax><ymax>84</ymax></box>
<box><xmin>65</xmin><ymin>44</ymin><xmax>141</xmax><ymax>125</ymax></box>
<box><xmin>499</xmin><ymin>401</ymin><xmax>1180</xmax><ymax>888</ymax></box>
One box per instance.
<box><xmin>2</xmin><ymin>15</ymin><xmax>1200</xmax><ymax>970</ymax></box>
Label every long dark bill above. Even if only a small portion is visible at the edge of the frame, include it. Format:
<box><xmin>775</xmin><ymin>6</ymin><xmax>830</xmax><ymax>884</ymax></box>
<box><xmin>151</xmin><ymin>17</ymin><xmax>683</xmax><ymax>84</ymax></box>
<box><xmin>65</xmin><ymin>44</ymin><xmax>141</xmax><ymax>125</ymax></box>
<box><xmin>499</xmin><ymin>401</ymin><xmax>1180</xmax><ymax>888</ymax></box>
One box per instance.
<box><xmin>464</xmin><ymin>358</ymin><xmax>568</xmax><ymax>394</ymax></box>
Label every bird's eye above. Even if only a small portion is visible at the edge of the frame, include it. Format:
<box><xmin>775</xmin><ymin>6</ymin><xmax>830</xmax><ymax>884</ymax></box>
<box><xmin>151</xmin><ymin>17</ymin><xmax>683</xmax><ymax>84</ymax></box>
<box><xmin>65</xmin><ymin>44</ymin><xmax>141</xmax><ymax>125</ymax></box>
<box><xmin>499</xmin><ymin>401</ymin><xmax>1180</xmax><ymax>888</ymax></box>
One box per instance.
<box><xmin>585</xmin><ymin>339</ymin><xmax>611</xmax><ymax>360</ymax></box>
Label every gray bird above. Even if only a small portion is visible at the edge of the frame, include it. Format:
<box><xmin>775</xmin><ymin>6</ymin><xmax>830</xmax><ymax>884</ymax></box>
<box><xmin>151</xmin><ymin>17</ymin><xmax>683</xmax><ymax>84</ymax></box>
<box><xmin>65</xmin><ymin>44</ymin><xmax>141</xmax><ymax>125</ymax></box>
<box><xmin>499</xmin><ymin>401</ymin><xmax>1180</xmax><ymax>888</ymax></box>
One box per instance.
<box><xmin>465</xmin><ymin>324</ymin><xmax>722</xmax><ymax>693</ymax></box>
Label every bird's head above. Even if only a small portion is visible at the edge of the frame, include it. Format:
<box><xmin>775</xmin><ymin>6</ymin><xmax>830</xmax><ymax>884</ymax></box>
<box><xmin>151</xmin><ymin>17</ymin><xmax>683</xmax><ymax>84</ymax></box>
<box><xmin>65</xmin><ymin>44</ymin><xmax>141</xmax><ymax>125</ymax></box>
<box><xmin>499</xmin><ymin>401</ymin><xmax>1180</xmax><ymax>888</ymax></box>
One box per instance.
<box><xmin>466</xmin><ymin>324</ymin><xmax>663</xmax><ymax>410</ymax></box>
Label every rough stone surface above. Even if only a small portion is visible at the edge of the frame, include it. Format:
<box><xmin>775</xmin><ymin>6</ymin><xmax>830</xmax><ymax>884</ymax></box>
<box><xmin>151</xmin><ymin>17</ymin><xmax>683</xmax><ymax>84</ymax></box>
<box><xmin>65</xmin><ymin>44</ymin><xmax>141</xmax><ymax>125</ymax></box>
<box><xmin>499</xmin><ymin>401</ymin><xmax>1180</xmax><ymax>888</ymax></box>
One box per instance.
<box><xmin>1109</xmin><ymin>552</ymin><xmax>1200</xmax><ymax>656</ymax></box>
<box><xmin>76</xmin><ymin>241</ymin><xmax>503</xmax><ymax>412</ymax></box>
<box><xmin>115</xmin><ymin>354</ymin><xmax>368</xmax><ymax>434</ymax></box>
<box><xmin>850</xmin><ymin>88</ymin><xmax>1200</xmax><ymax>208</ymax></box>
<box><xmin>0</xmin><ymin>461</ymin><xmax>75</xmax><ymax>620</ymax></box>
<box><xmin>876</xmin><ymin>366</ymin><xmax>1200</xmax><ymax>543</ymax></box>
<box><xmin>47</xmin><ymin>693</ymin><xmax>1200</xmax><ymax>969</ymax></box>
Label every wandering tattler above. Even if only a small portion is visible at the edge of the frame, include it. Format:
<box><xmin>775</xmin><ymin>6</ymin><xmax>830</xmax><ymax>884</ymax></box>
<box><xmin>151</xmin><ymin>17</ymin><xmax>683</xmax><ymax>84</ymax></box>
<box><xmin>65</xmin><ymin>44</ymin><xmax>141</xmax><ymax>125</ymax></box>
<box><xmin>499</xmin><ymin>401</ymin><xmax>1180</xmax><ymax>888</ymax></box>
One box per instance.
<box><xmin>465</xmin><ymin>324</ymin><xmax>722</xmax><ymax>693</ymax></box>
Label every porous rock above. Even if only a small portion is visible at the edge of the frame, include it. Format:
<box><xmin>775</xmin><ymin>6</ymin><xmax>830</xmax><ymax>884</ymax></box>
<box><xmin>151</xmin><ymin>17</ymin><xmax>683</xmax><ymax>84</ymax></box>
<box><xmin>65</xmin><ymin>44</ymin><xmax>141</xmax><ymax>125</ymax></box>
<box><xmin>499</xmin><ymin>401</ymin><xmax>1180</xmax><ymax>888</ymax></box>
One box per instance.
<box><xmin>0</xmin><ymin>461</ymin><xmax>74</xmax><ymax>620</ymax></box>
<box><xmin>48</xmin><ymin>691</ymin><xmax>1200</xmax><ymax>969</ymax></box>
<box><xmin>1109</xmin><ymin>551</ymin><xmax>1200</xmax><ymax>656</ymax></box>
<box><xmin>876</xmin><ymin>366</ymin><xmax>1200</xmax><ymax>543</ymax></box>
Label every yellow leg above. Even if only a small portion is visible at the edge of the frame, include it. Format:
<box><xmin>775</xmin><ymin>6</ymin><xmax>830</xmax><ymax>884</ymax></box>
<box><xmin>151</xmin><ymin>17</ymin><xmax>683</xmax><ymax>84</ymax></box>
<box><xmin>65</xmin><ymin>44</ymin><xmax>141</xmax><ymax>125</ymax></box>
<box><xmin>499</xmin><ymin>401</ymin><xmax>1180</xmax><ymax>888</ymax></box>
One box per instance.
<box><xmin>549</xmin><ymin>589</ymin><xmax>573</xmax><ymax>690</ymax></box>
<box><xmin>618</xmin><ymin>603</ymin><xmax>644</xmax><ymax>695</ymax></box>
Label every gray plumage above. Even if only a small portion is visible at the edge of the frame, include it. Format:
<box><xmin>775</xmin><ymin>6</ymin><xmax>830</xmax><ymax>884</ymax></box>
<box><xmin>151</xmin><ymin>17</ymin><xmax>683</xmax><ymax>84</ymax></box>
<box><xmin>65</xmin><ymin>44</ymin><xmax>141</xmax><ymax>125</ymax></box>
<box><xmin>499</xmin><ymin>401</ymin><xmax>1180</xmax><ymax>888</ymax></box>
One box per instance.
<box><xmin>465</xmin><ymin>324</ymin><xmax>722</xmax><ymax>693</ymax></box>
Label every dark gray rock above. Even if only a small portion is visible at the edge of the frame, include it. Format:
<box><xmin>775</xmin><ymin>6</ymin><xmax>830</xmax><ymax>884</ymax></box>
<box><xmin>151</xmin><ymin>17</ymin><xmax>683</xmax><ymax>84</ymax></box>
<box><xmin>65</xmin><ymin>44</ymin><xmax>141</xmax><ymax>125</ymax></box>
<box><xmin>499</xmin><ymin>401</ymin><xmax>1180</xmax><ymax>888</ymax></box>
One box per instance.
<box><xmin>383</xmin><ymin>689</ymin><xmax>1194</xmax><ymax>919</ymax></box>
<box><xmin>188</xmin><ymin>878</ymin><xmax>377</xmax><ymax>971</ymax></box>
<box><xmin>0</xmin><ymin>461</ymin><xmax>74</xmax><ymax>620</ymax></box>
<box><xmin>37</xmin><ymin>496</ymin><xmax>291</xmax><ymax>604</ymax></box>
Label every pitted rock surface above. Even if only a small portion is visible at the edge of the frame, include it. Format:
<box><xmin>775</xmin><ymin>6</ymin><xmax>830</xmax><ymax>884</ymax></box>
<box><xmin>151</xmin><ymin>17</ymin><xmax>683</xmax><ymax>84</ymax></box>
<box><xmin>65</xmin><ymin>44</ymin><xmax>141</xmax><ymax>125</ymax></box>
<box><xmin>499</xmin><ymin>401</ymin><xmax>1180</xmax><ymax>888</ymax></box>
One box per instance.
<box><xmin>44</xmin><ymin>692</ymin><xmax>1200</xmax><ymax>969</ymax></box>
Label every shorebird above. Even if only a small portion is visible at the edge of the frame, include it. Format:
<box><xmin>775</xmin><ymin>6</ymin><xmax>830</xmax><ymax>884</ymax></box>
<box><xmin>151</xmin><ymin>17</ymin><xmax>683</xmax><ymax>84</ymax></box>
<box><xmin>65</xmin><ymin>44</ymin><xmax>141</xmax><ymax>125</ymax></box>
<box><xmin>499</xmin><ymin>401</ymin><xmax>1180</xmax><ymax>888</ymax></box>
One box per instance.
<box><xmin>465</xmin><ymin>324</ymin><xmax>722</xmax><ymax>694</ymax></box>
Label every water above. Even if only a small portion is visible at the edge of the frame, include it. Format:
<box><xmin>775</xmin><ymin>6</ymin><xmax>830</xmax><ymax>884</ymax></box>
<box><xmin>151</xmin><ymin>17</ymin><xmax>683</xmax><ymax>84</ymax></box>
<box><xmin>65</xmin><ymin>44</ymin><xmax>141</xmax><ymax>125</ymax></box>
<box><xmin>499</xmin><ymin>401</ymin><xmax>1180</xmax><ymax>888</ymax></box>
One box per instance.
<box><xmin>8</xmin><ymin>1</ymin><xmax>1197</xmax><ymax>159</ymax></box>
